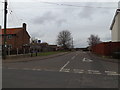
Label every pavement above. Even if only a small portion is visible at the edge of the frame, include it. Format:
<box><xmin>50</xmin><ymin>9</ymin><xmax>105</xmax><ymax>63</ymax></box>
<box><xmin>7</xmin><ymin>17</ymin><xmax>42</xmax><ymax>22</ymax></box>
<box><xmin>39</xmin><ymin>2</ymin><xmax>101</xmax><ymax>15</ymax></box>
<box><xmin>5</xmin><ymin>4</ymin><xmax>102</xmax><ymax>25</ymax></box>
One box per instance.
<box><xmin>3</xmin><ymin>52</ymin><xmax>69</xmax><ymax>63</ymax></box>
<box><xmin>2</xmin><ymin>51</ymin><xmax>120</xmax><ymax>88</ymax></box>
<box><xmin>88</xmin><ymin>52</ymin><xmax>120</xmax><ymax>63</ymax></box>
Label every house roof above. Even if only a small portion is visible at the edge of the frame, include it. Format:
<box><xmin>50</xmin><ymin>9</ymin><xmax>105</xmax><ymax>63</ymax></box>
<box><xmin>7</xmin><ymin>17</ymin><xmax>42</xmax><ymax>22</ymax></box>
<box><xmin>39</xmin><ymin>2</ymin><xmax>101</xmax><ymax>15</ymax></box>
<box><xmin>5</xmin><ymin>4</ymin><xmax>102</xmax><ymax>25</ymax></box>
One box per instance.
<box><xmin>0</xmin><ymin>27</ymin><xmax>23</xmax><ymax>35</ymax></box>
<box><xmin>110</xmin><ymin>9</ymin><xmax>120</xmax><ymax>30</ymax></box>
<box><xmin>49</xmin><ymin>45</ymin><xmax>57</xmax><ymax>47</ymax></box>
<box><xmin>1</xmin><ymin>27</ymin><xmax>30</xmax><ymax>38</ymax></box>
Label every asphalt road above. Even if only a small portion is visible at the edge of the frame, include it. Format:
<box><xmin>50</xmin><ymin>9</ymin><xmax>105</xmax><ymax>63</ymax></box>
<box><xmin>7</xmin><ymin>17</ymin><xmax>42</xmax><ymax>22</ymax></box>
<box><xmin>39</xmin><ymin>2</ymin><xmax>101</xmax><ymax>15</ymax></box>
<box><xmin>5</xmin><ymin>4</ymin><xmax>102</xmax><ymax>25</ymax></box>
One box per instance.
<box><xmin>2</xmin><ymin>51</ymin><xmax>120</xmax><ymax>88</ymax></box>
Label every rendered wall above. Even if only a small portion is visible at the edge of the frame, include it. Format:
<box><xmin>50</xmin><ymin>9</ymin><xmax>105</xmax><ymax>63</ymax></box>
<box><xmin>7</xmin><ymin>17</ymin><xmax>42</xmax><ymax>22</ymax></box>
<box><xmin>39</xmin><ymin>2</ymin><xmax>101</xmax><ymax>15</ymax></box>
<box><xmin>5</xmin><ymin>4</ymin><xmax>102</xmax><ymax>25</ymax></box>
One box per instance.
<box><xmin>112</xmin><ymin>13</ymin><xmax>120</xmax><ymax>42</ymax></box>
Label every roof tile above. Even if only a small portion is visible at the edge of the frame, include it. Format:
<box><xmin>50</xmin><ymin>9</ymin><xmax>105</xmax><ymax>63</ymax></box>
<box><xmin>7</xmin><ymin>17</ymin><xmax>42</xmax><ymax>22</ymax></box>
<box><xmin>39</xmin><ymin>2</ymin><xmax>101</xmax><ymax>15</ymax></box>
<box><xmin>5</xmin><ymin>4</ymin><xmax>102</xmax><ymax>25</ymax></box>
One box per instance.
<box><xmin>0</xmin><ymin>28</ymin><xmax>23</xmax><ymax>34</ymax></box>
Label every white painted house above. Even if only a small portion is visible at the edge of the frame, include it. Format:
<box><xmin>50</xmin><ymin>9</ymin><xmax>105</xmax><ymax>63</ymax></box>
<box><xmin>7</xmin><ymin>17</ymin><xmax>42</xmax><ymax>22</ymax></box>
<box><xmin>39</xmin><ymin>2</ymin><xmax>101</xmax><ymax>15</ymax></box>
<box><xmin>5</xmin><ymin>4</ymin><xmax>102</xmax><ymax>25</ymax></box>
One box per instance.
<box><xmin>110</xmin><ymin>9</ymin><xmax>120</xmax><ymax>42</ymax></box>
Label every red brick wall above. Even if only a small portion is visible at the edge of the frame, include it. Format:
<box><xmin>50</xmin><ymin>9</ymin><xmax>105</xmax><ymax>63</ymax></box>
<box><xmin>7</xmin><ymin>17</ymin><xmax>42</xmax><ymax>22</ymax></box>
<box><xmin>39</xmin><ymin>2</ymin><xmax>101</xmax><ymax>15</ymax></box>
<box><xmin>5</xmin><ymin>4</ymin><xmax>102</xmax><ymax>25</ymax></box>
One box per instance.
<box><xmin>91</xmin><ymin>42</ymin><xmax>120</xmax><ymax>56</ymax></box>
<box><xmin>14</xmin><ymin>28</ymin><xmax>30</xmax><ymax>49</ymax></box>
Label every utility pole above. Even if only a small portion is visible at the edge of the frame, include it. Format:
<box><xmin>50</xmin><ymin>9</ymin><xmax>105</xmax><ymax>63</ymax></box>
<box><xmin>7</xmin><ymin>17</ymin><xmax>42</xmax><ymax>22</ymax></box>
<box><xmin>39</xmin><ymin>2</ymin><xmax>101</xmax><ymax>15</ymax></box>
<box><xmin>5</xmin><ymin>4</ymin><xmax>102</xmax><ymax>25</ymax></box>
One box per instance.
<box><xmin>3</xmin><ymin>0</ymin><xmax>8</xmax><ymax>59</ymax></box>
<box><xmin>72</xmin><ymin>37</ymin><xmax>74</xmax><ymax>49</ymax></box>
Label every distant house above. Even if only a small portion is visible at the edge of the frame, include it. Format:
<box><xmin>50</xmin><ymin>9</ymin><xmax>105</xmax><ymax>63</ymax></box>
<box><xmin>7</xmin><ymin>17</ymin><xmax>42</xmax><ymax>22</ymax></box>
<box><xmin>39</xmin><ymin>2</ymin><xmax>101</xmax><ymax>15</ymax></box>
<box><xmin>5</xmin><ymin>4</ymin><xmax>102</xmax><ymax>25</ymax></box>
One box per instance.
<box><xmin>0</xmin><ymin>23</ymin><xmax>30</xmax><ymax>53</ymax></box>
<box><xmin>110</xmin><ymin>9</ymin><xmax>120</xmax><ymax>42</ymax></box>
<box><xmin>30</xmin><ymin>42</ymin><xmax>48</xmax><ymax>52</ymax></box>
<box><xmin>30</xmin><ymin>42</ymin><xmax>58</xmax><ymax>52</ymax></box>
<box><xmin>48</xmin><ymin>45</ymin><xmax>58</xmax><ymax>51</ymax></box>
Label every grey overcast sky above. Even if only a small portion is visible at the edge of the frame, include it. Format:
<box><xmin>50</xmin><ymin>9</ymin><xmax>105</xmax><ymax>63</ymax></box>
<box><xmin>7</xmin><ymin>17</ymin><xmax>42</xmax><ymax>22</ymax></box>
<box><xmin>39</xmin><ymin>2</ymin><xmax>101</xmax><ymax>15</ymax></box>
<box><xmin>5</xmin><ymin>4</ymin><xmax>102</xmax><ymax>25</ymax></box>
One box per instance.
<box><xmin>0</xmin><ymin>0</ymin><xmax>119</xmax><ymax>48</ymax></box>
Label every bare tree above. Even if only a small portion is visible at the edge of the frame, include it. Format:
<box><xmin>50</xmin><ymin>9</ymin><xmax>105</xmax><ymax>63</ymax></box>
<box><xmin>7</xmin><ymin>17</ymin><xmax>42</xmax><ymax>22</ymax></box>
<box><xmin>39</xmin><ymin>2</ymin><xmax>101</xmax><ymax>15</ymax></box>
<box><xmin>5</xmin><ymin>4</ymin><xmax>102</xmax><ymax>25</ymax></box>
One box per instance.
<box><xmin>57</xmin><ymin>30</ymin><xmax>73</xmax><ymax>50</ymax></box>
<box><xmin>87</xmin><ymin>34</ymin><xmax>101</xmax><ymax>46</ymax></box>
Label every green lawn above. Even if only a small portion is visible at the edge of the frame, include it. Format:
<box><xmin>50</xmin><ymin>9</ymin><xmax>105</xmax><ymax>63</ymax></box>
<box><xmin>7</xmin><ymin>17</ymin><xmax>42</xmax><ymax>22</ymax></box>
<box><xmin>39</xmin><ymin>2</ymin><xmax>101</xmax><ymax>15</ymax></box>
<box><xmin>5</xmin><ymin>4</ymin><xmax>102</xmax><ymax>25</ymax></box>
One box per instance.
<box><xmin>32</xmin><ymin>51</ymin><xmax>65</xmax><ymax>56</ymax></box>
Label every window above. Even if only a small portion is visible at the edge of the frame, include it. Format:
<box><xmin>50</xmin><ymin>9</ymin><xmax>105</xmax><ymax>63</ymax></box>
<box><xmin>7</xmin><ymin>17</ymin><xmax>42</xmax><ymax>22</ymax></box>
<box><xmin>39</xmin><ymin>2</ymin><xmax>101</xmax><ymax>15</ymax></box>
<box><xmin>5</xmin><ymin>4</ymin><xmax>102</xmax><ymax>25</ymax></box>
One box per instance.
<box><xmin>7</xmin><ymin>35</ymin><xmax>12</xmax><ymax>39</ymax></box>
<box><xmin>7</xmin><ymin>44</ymin><xmax>12</xmax><ymax>49</ymax></box>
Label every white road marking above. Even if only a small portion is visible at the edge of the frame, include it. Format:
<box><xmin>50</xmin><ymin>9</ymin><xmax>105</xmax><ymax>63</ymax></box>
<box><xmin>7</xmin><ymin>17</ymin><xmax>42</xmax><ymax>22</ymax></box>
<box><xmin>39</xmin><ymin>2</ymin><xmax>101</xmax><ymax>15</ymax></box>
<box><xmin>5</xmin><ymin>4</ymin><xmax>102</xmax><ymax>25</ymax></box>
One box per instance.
<box><xmin>105</xmin><ymin>71</ymin><xmax>117</xmax><ymax>73</ymax></box>
<box><xmin>7</xmin><ymin>68</ymin><xmax>18</xmax><ymax>70</ymax></box>
<box><xmin>42</xmin><ymin>69</ymin><xmax>56</xmax><ymax>72</ymax></box>
<box><xmin>59</xmin><ymin>61</ymin><xmax>70</xmax><ymax>72</ymax></box>
<box><xmin>82</xmin><ymin>58</ymin><xmax>93</xmax><ymax>62</ymax></box>
<box><xmin>7</xmin><ymin>68</ymin><xmax>42</xmax><ymax>71</ymax></box>
<box><xmin>107</xmin><ymin>73</ymin><xmax>120</xmax><ymax>76</ymax></box>
<box><xmin>82</xmin><ymin>58</ymin><xmax>86</xmax><ymax>61</ymax></box>
<box><xmin>71</xmin><ymin>56</ymin><xmax>76</xmax><ymax>60</ymax></box>
<box><xmin>60</xmin><ymin>69</ymin><xmax>70</xmax><ymax>72</ymax></box>
<box><xmin>32</xmin><ymin>68</ymin><xmax>41</xmax><ymax>71</ymax></box>
<box><xmin>23</xmin><ymin>68</ymin><xmax>32</xmax><ymax>70</ymax></box>
<box><xmin>87</xmin><ymin>70</ymin><xmax>101</xmax><ymax>74</ymax></box>
<box><xmin>6</xmin><ymin>68</ymin><xmax>120</xmax><ymax>76</ymax></box>
<box><xmin>105</xmin><ymin>71</ymin><xmax>120</xmax><ymax>76</ymax></box>
<box><xmin>73</xmin><ymin>69</ymin><xmax>84</xmax><ymax>73</ymax></box>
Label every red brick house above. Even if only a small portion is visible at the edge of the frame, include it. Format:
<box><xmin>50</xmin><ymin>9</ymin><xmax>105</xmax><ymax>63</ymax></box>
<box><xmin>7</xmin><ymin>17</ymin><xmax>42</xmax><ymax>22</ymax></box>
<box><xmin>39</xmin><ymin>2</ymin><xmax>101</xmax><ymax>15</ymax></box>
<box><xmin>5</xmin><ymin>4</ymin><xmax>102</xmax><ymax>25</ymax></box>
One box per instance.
<box><xmin>0</xmin><ymin>23</ymin><xmax>30</xmax><ymax>53</ymax></box>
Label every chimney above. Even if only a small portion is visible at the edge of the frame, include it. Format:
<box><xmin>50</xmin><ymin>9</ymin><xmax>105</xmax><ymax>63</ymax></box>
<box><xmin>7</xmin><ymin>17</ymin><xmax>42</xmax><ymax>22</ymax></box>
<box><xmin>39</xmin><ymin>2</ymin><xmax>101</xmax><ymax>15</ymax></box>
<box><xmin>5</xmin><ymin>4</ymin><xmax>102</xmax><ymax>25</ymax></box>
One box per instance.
<box><xmin>23</xmin><ymin>23</ymin><xmax>26</xmax><ymax>30</ymax></box>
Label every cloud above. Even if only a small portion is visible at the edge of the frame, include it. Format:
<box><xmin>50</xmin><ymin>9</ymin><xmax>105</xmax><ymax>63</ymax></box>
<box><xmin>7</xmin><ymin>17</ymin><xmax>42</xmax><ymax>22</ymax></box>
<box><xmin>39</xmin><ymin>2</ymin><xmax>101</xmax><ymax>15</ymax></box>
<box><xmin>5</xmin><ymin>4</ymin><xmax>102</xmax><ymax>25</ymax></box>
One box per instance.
<box><xmin>74</xmin><ymin>38</ymin><xmax>88</xmax><ymax>48</ymax></box>
<box><xmin>33</xmin><ymin>11</ymin><xmax>57</xmax><ymax>24</ymax></box>
<box><xmin>77</xmin><ymin>3</ymin><xmax>97</xmax><ymax>19</ymax></box>
<box><xmin>100</xmin><ymin>33</ymin><xmax>111</xmax><ymax>41</ymax></box>
<box><xmin>56</xmin><ymin>19</ymin><xmax>67</xmax><ymax>26</ymax></box>
<box><xmin>103</xmin><ymin>36</ymin><xmax>111</xmax><ymax>41</ymax></box>
<box><xmin>30</xmin><ymin>32</ymin><xmax>45</xmax><ymax>38</ymax></box>
<box><xmin>77</xmin><ymin>2</ymin><xmax>115</xmax><ymax>20</ymax></box>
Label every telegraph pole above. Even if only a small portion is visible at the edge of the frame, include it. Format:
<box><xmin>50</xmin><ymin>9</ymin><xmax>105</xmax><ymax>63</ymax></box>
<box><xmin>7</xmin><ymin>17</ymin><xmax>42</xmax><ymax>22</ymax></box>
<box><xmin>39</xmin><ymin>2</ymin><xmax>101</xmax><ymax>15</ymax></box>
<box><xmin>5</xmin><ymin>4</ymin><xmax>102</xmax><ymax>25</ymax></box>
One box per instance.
<box><xmin>72</xmin><ymin>37</ymin><xmax>74</xmax><ymax>49</ymax></box>
<box><xmin>3</xmin><ymin>0</ymin><xmax>8</xmax><ymax>59</ymax></box>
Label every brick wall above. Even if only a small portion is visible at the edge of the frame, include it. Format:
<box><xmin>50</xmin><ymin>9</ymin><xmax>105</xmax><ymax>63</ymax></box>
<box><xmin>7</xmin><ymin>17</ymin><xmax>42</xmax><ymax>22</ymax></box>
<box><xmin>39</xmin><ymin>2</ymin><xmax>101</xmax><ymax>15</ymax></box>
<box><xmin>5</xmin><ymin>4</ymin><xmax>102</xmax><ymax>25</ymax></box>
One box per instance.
<box><xmin>14</xmin><ymin>28</ymin><xmax>30</xmax><ymax>50</ymax></box>
<box><xmin>91</xmin><ymin>42</ymin><xmax>120</xmax><ymax>56</ymax></box>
